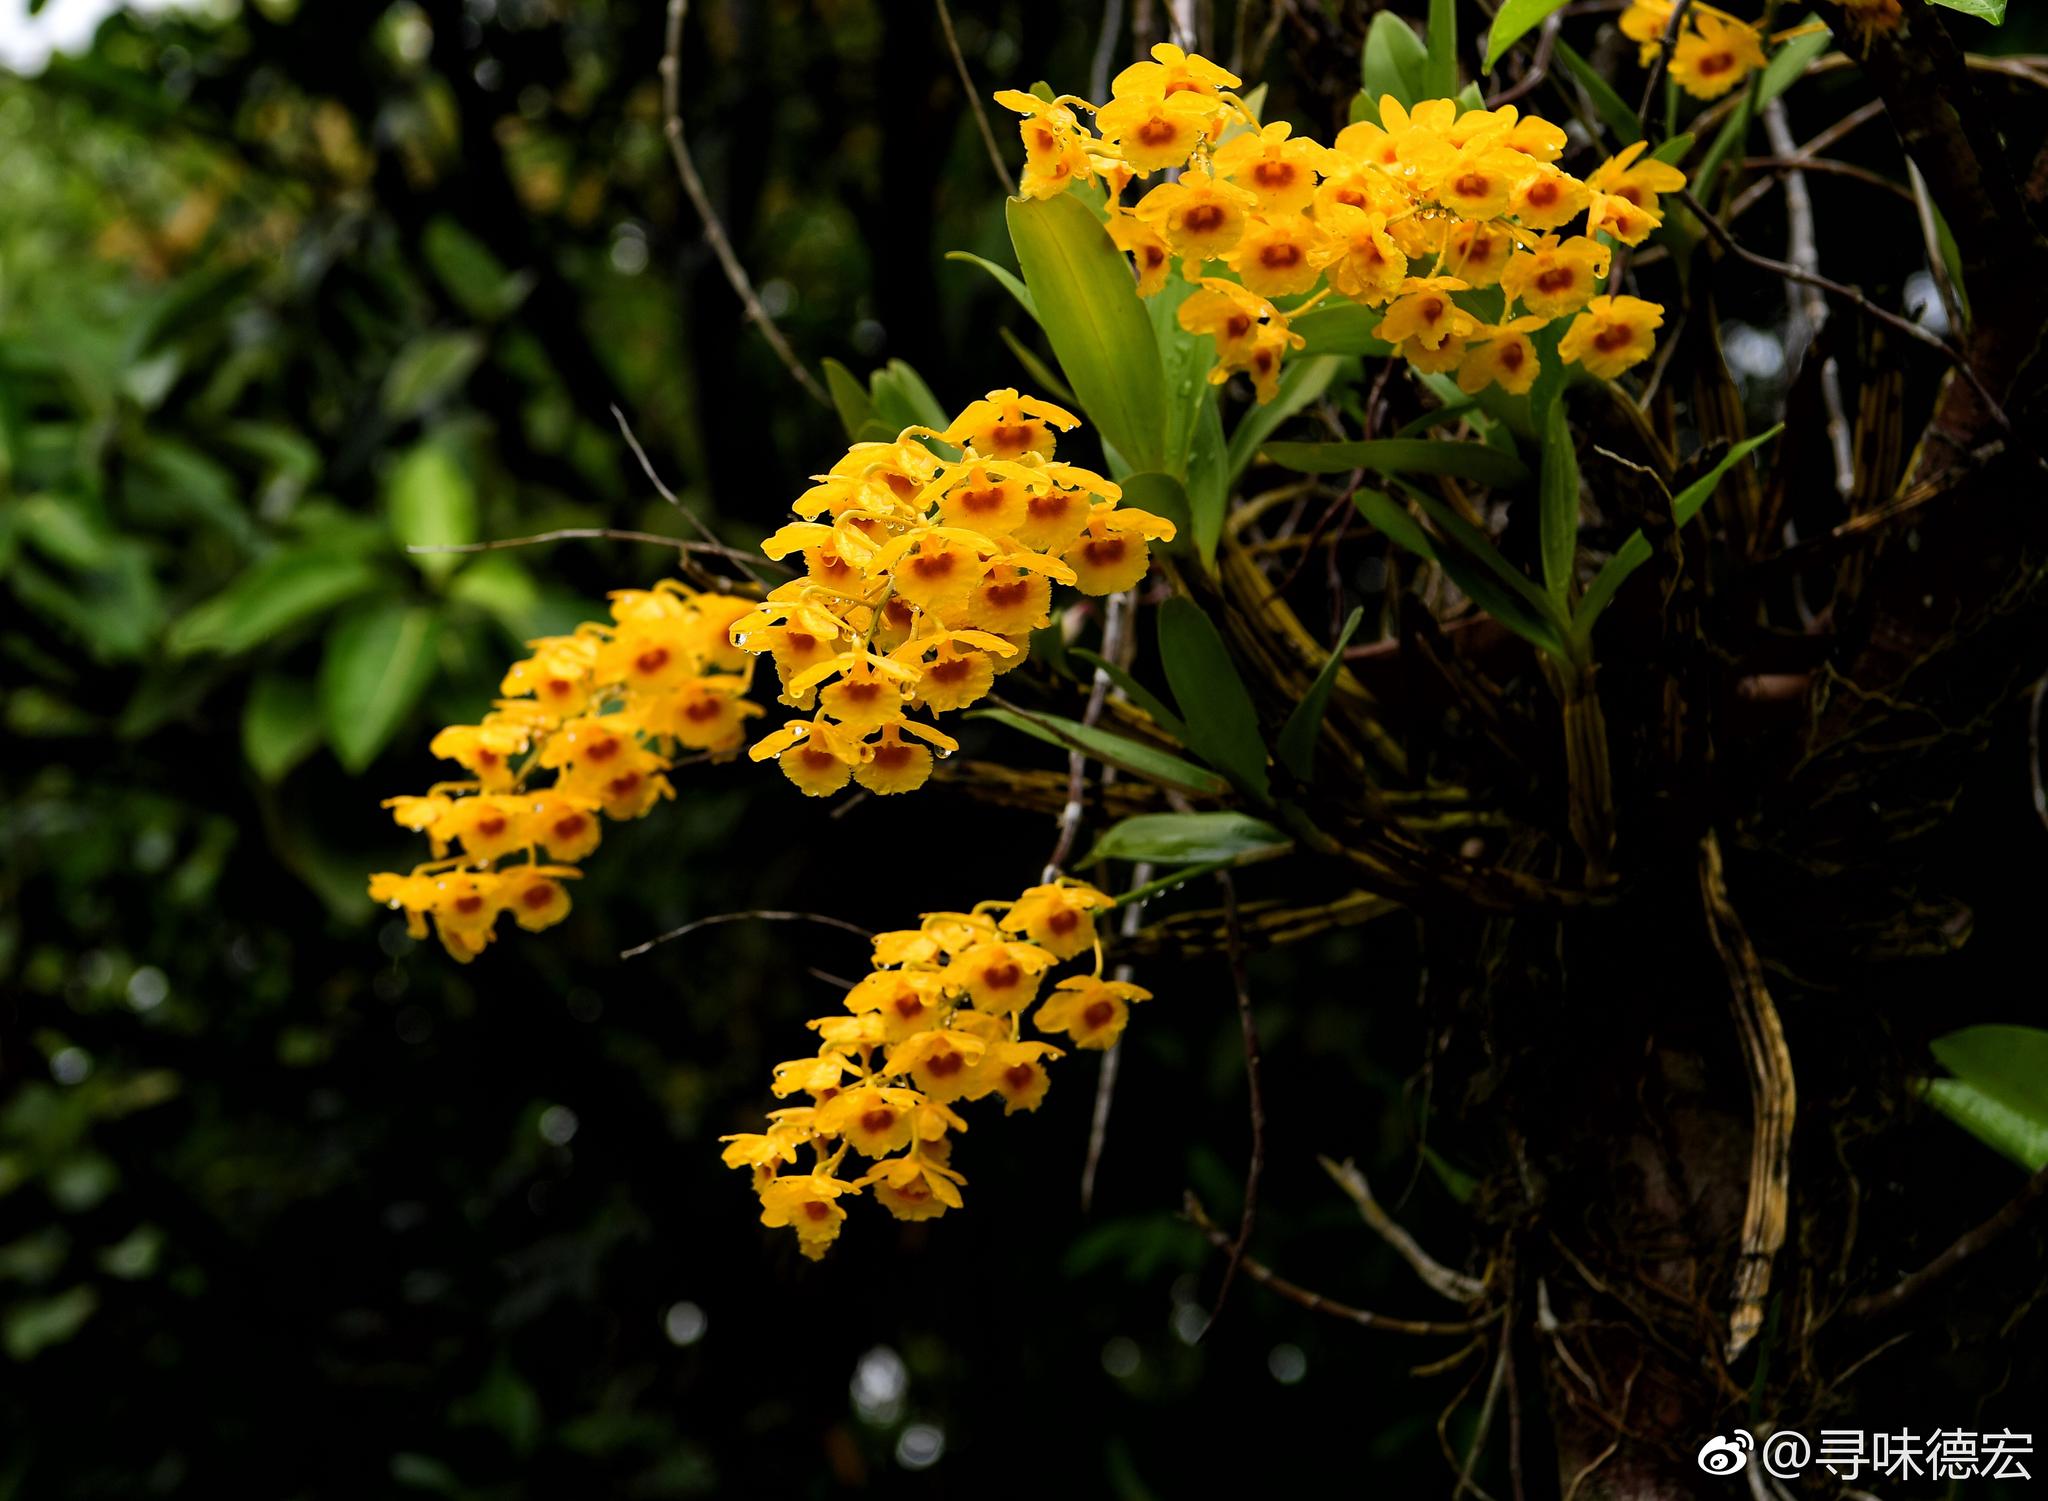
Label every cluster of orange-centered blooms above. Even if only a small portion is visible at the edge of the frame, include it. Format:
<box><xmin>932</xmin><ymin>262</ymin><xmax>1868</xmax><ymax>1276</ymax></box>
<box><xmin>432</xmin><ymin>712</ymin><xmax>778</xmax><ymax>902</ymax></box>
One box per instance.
<box><xmin>367</xmin><ymin>582</ymin><xmax>758</xmax><ymax>961</ymax></box>
<box><xmin>996</xmin><ymin>43</ymin><xmax>1683</xmax><ymax>401</ymax></box>
<box><xmin>1623</xmin><ymin>2</ymin><xmax>1894</xmax><ymax>97</ymax></box>
<box><xmin>732</xmin><ymin>390</ymin><xmax>1175</xmax><ymax>797</ymax></box>
<box><xmin>720</xmin><ymin>880</ymin><xmax>1152</xmax><ymax>1258</ymax></box>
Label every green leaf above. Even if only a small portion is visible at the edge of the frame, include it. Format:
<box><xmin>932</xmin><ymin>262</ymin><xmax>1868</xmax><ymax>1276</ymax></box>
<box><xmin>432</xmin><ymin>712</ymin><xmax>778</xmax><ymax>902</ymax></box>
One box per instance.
<box><xmin>1263</xmin><ymin>438</ymin><xmax>1528</xmax><ymax>488</ymax></box>
<box><xmin>1226</xmin><ymin>354</ymin><xmax>1342</xmax><ymax>490</ymax></box>
<box><xmin>1929</xmin><ymin>0</ymin><xmax>2004</xmax><ymax>22</ymax></box>
<box><xmin>1082</xmin><ymin>811</ymin><xmax>1288</xmax><ymax>866</ymax></box>
<box><xmin>1930</xmin><ymin>1025</ymin><xmax>2048</xmax><ymax>1127</ymax></box>
<box><xmin>1923</xmin><ymin>1080</ymin><xmax>2048</xmax><ymax>1172</ymax></box>
<box><xmin>1694</xmin><ymin>30</ymin><xmax>1831</xmax><ymax>196</ymax></box>
<box><xmin>242</xmin><ymin>672</ymin><xmax>323</xmax><ymax>783</ymax></box>
<box><xmin>1290</xmin><ymin>301</ymin><xmax>1394</xmax><ymax>358</ymax></box>
<box><xmin>421</xmin><ymin>216</ymin><xmax>532</xmax><ymax>320</ymax></box>
<box><xmin>381</xmin><ymin>331</ymin><xmax>486</xmax><ymax>421</ymax></box>
<box><xmin>1115</xmin><ymin>470</ymin><xmax>1203</xmax><ymax>571</ymax></box>
<box><xmin>1354</xmin><ymin>486</ymin><xmax>1439</xmax><ymax>563</ymax></box>
<box><xmin>1070</xmin><ymin>648</ymin><xmax>1189</xmax><ymax>741</ymax></box>
<box><xmin>1423</xmin><ymin>0</ymin><xmax>1459</xmax><ymax>99</ymax></box>
<box><xmin>1574</xmin><ymin>427</ymin><xmax>1781</xmax><ymax>642</ymax></box>
<box><xmin>945</xmin><ymin>250</ymin><xmax>1039</xmax><ymax>321</ymax></box>
<box><xmin>1362</xmin><ymin>11</ymin><xmax>1430</xmax><ymax>111</ymax></box>
<box><xmin>970</xmin><ymin>706</ymin><xmax>1229</xmax><ymax>797</ymax></box>
<box><xmin>1652</xmin><ymin>131</ymin><xmax>1695</xmax><ymax>165</ymax></box>
<box><xmin>869</xmin><ymin>359</ymin><xmax>949</xmax><ymax>433</ymax></box>
<box><xmin>1555</xmin><ymin>39</ymin><xmax>1641</xmax><ymax>145</ymax></box>
<box><xmin>2</xmin><ymin>1286</ymin><xmax>97</xmax><ymax>1361</ymax></box>
<box><xmin>169</xmin><ymin>548</ymin><xmax>382</xmax><ymax>657</ymax></box>
<box><xmin>445</xmin><ymin>554</ymin><xmax>544</xmax><ymax>636</ymax></box>
<box><xmin>999</xmin><ymin>326</ymin><xmax>1078</xmax><ymax>407</ymax></box>
<box><xmin>1401</xmin><ymin>484</ymin><xmax>1569</xmax><ymax>657</ymax></box>
<box><xmin>319</xmin><ymin>601</ymin><xmax>442</xmax><ymax>773</ymax></box>
<box><xmin>821</xmin><ymin>357</ymin><xmax>872</xmax><ymax>440</ymax></box>
<box><xmin>1538</xmin><ymin>393</ymin><xmax>1579</xmax><ymax>612</ymax></box>
<box><xmin>1485</xmin><ymin>0</ymin><xmax>1570</xmax><ymax>70</ymax></box>
<box><xmin>1158</xmin><ymin>596</ymin><xmax>1270</xmax><ymax>799</ymax></box>
<box><xmin>1006</xmin><ymin>194</ymin><xmax>1168</xmax><ymax>472</ymax></box>
<box><xmin>1277</xmin><ymin>606</ymin><xmax>1365</xmax><ymax>781</ymax></box>
<box><xmin>386</xmin><ymin>440</ymin><xmax>478</xmax><ymax>582</ymax></box>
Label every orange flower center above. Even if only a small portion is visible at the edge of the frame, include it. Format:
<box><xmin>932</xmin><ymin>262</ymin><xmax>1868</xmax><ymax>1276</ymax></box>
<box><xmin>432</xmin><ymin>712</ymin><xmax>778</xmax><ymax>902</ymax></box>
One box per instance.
<box><xmin>986</xmin><ymin>422</ymin><xmax>1037</xmax><ymax>453</ymax></box>
<box><xmin>1534</xmin><ymin>267</ymin><xmax>1576</xmax><ymax>295</ymax></box>
<box><xmin>1593</xmin><ymin>324</ymin><xmax>1635</xmax><ymax>353</ymax></box>
<box><xmin>584</xmin><ymin>736</ymin><xmax>620</xmax><ymax>763</ymax></box>
<box><xmin>1004</xmin><ymin>1064</ymin><xmax>1036</xmax><ymax>1090</ymax></box>
<box><xmin>927</xmin><ymin>657</ymin><xmax>972</xmax><ymax>684</ymax></box>
<box><xmin>1182</xmin><ymin>203</ymin><xmax>1226</xmax><ymax>234</ymax></box>
<box><xmin>606</xmin><ymin>772</ymin><xmax>643</xmax><ymax>799</ymax></box>
<box><xmin>552</xmin><ymin>813</ymin><xmax>588</xmax><ymax>841</ymax></box>
<box><xmin>635</xmin><ymin>647</ymin><xmax>670</xmax><ymax>675</ymax></box>
<box><xmin>1081</xmin><ymin>538</ymin><xmax>1129</xmax><ymax>567</ymax></box>
<box><xmin>521</xmin><ymin>884</ymin><xmax>555</xmax><ymax>910</ymax></box>
<box><xmin>1082</xmin><ymin>1000</ymin><xmax>1116</xmax><ymax>1030</ymax></box>
<box><xmin>982</xmin><ymin>580</ymin><xmax>1029</xmax><ymax>609</ymax></box>
<box><xmin>957</xmin><ymin>486</ymin><xmax>1005</xmax><ymax>513</ymax></box>
<box><xmin>1251</xmin><ymin>160</ymin><xmax>1296</xmax><ymax>190</ymax></box>
<box><xmin>1136</xmin><ymin>117</ymin><xmax>1179</xmax><ymax>147</ymax></box>
<box><xmin>982</xmin><ymin>962</ymin><xmax>1021</xmax><ymax>991</ymax></box>
<box><xmin>1026</xmin><ymin>493</ymin><xmax>1073</xmax><ymax>521</ymax></box>
<box><xmin>893</xmin><ymin>995</ymin><xmax>925</xmax><ymax>1019</ymax></box>
<box><xmin>1524</xmin><ymin>179</ymin><xmax>1559</xmax><ymax>207</ymax></box>
<box><xmin>1259</xmin><ymin>242</ymin><xmax>1303</xmax><ymax>270</ymax></box>
<box><xmin>1501</xmin><ymin>343</ymin><xmax>1526</xmax><ymax>371</ymax></box>
<box><xmin>925</xmin><ymin>1049</ymin><xmax>965</xmax><ymax>1078</ymax></box>
<box><xmin>860</xmin><ymin>1108</ymin><xmax>895</xmax><ymax>1134</ymax></box>
<box><xmin>908</xmin><ymin>549</ymin><xmax>958</xmax><ymax>581</ymax></box>
<box><xmin>802</xmin><ymin>1200</ymin><xmax>832</xmax><ymax>1222</ymax></box>
<box><xmin>454</xmin><ymin>895</ymin><xmax>486</xmax><ymax>915</ymax></box>
<box><xmin>1698</xmin><ymin>51</ymin><xmax>1734</xmax><ymax>77</ymax></box>
<box><xmin>1419</xmin><ymin>296</ymin><xmax>1445</xmax><ymax>323</ymax></box>
<box><xmin>1453</xmin><ymin>172</ymin><xmax>1490</xmax><ymax>199</ymax></box>
<box><xmin>1223</xmin><ymin>313</ymin><xmax>1252</xmax><ymax>340</ymax></box>
<box><xmin>683</xmin><ymin>697</ymin><xmax>723</xmax><ymax>722</ymax></box>
<box><xmin>476</xmin><ymin>814</ymin><xmax>507</xmax><ymax>837</ymax></box>
<box><xmin>872</xmin><ymin>744</ymin><xmax>916</xmax><ymax>770</ymax></box>
<box><xmin>1046</xmin><ymin>909</ymin><xmax>1080</xmax><ymax>935</ymax></box>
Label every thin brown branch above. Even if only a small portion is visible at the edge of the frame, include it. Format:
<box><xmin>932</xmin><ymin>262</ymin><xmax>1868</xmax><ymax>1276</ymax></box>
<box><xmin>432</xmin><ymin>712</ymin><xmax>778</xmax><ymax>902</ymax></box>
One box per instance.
<box><xmin>1182</xmin><ymin>1194</ymin><xmax>1485</xmax><ymax>1336</ymax></box>
<box><xmin>609</xmin><ymin>403</ymin><xmax>773</xmax><ymax>591</ymax></box>
<box><xmin>1081</xmin><ymin>858</ymin><xmax>1152</xmax><ymax>1212</ymax></box>
<box><xmin>1320</xmin><ymin>1154</ymin><xmax>1486</xmax><ymax>1302</ymax></box>
<box><xmin>405</xmin><ymin>526</ymin><xmax>775</xmax><ymax>572</ymax></box>
<box><xmin>1486</xmin><ymin>11</ymin><xmax>1560</xmax><ymax>111</ymax></box>
<box><xmin>660</xmin><ymin>0</ymin><xmax>829</xmax><ymax>409</ymax></box>
<box><xmin>620</xmin><ymin>908</ymin><xmax>874</xmax><ymax>961</ymax></box>
<box><xmin>1678</xmin><ymin>186</ymin><xmax>2017</xmax><ymax>440</ymax></box>
<box><xmin>1195</xmin><ymin>869</ymin><xmax>1266</xmax><ymax>1340</ymax></box>
<box><xmin>934</xmin><ymin>0</ymin><xmax>1016</xmax><ymax>195</ymax></box>
<box><xmin>1843</xmin><ymin>1163</ymin><xmax>2048</xmax><ymax>1321</ymax></box>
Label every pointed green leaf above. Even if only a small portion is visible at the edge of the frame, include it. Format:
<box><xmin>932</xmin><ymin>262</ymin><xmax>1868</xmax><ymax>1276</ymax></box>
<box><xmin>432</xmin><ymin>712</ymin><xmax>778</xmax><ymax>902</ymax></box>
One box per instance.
<box><xmin>1424</xmin><ymin>0</ymin><xmax>1460</xmax><ymax>99</ymax></box>
<box><xmin>1923</xmin><ymin>1080</ymin><xmax>2048</xmax><ymax>1172</ymax></box>
<box><xmin>1277</xmin><ymin>606</ymin><xmax>1365</xmax><ymax>781</ymax></box>
<box><xmin>242</xmin><ymin>672</ymin><xmax>324</xmax><ymax>783</ymax></box>
<box><xmin>1354</xmin><ymin>486</ymin><xmax>1439</xmax><ymax>563</ymax></box>
<box><xmin>382</xmin><ymin>331</ymin><xmax>486</xmax><ymax>421</ymax></box>
<box><xmin>945</xmin><ymin>250</ymin><xmax>1039</xmax><ymax>321</ymax></box>
<box><xmin>1929</xmin><ymin>0</ymin><xmax>2003</xmax><ymax>24</ymax></box>
<box><xmin>1485</xmin><ymin>0</ymin><xmax>1571</xmax><ymax>70</ymax></box>
<box><xmin>1402</xmin><ymin>484</ymin><xmax>1569</xmax><ymax>657</ymax></box>
<box><xmin>999</xmin><ymin>327</ymin><xmax>1078</xmax><ymax>407</ymax></box>
<box><xmin>1574</xmin><ymin>427</ymin><xmax>1781</xmax><ymax>641</ymax></box>
<box><xmin>1006</xmin><ymin>194</ymin><xmax>1168</xmax><ymax>472</ymax></box>
<box><xmin>1290</xmin><ymin>301</ymin><xmax>1393</xmax><ymax>358</ymax></box>
<box><xmin>1158</xmin><ymin>597</ymin><xmax>1270</xmax><ymax>799</ymax></box>
<box><xmin>1554</xmin><ymin>39</ymin><xmax>1641</xmax><ymax>144</ymax></box>
<box><xmin>319</xmin><ymin>602</ymin><xmax>443</xmax><ymax>773</ymax></box>
<box><xmin>1263</xmin><ymin>438</ymin><xmax>1528</xmax><ymax>488</ymax></box>
<box><xmin>168</xmin><ymin>548</ymin><xmax>382</xmax><ymax>657</ymax></box>
<box><xmin>821</xmin><ymin>358</ymin><xmax>873</xmax><ymax>440</ymax></box>
<box><xmin>970</xmin><ymin>706</ymin><xmax>1228</xmax><ymax>797</ymax></box>
<box><xmin>387</xmin><ymin>440</ymin><xmax>478</xmax><ymax>582</ymax></box>
<box><xmin>1538</xmin><ymin>392</ymin><xmax>1579</xmax><ymax>611</ymax></box>
<box><xmin>1071</xmin><ymin>649</ymin><xmax>1189</xmax><ymax>742</ymax></box>
<box><xmin>1083</xmin><ymin>812</ymin><xmax>1289</xmax><ymax>866</ymax></box>
<box><xmin>1930</xmin><ymin>1026</ymin><xmax>2048</xmax><ymax>1127</ymax></box>
<box><xmin>1363</xmin><ymin>11</ymin><xmax>1430</xmax><ymax>110</ymax></box>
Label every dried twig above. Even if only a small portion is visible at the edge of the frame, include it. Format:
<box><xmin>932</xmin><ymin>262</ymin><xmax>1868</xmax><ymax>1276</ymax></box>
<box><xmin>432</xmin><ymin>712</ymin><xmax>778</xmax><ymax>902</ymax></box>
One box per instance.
<box><xmin>621</xmin><ymin>908</ymin><xmax>874</xmax><ymax>961</ymax></box>
<box><xmin>1487</xmin><ymin>11</ymin><xmax>1561</xmax><ymax>110</ymax></box>
<box><xmin>660</xmin><ymin>0</ymin><xmax>829</xmax><ymax>409</ymax></box>
<box><xmin>1182</xmin><ymin>1194</ymin><xmax>1486</xmax><ymax>1336</ymax></box>
<box><xmin>1636</xmin><ymin>0</ymin><xmax>1699</xmax><ymax>127</ymax></box>
<box><xmin>1453</xmin><ymin>1338</ymin><xmax>1509</xmax><ymax>1501</ymax></box>
<box><xmin>1699</xmin><ymin>830</ymin><xmax>1796</xmax><ymax>1362</ymax></box>
<box><xmin>934</xmin><ymin>0</ymin><xmax>1015</xmax><ymax>195</ymax></box>
<box><xmin>1679</xmin><ymin>186</ymin><xmax>2017</xmax><ymax>440</ymax></box>
<box><xmin>405</xmin><ymin>526</ymin><xmax>779</xmax><ymax>576</ymax></box>
<box><xmin>1320</xmin><ymin>1155</ymin><xmax>1486</xmax><ymax>1302</ymax></box>
<box><xmin>1844</xmin><ymin>1163</ymin><xmax>2048</xmax><ymax>1321</ymax></box>
<box><xmin>1081</xmin><ymin>859</ymin><xmax>1152</xmax><ymax>1212</ymax></box>
<box><xmin>1762</xmin><ymin>99</ymin><xmax>1853</xmax><ymax>500</ymax></box>
<box><xmin>1195</xmin><ymin>869</ymin><xmax>1266</xmax><ymax>1339</ymax></box>
<box><xmin>611</xmin><ymin>403</ymin><xmax>772</xmax><ymax>589</ymax></box>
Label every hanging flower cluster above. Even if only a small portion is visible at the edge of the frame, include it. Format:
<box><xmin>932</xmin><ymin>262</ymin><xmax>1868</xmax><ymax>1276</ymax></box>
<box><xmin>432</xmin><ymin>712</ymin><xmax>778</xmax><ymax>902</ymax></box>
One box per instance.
<box><xmin>1620</xmin><ymin>2</ymin><xmax>1767</xmax><ymax>99</ymax></box>
<box><xmin>732</xmin><ymin>391</ymin><xmax>1176</xmax><ymax>798</ymax></box>
<box><xmin>367</xmin><ymin>582</ymin><xmax>758</xmax><ymax>961</ymax></box>
<box><xmin>995</xmin><ymin>43</ymin><xmax>1680</xmax><ymax>403</ymax></box>
<box><xmin>720</xmin><ymin>879</ymin><xmax>1153</xmax><ymax>1258</ymax></box>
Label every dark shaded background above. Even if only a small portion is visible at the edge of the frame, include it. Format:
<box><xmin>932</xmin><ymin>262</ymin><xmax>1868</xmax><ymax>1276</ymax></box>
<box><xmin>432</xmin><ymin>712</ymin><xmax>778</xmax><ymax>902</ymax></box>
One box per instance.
<box><xmin>4</xmin><ymin>1</ymin><xmax>2046</xmax><ymax>1496</ymax></box>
